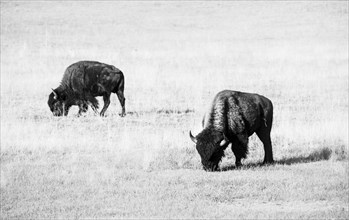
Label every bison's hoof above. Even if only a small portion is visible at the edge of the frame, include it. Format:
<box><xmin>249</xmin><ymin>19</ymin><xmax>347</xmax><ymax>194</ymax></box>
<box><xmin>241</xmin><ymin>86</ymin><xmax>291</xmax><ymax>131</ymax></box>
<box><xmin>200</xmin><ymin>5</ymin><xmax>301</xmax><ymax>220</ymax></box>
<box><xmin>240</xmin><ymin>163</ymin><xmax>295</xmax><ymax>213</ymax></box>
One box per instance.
<box><xmin>119</xmin><ymin>113</ymin><xmax>126</xmax><ymax>117</ymax></box>
<box><xmin>235</xmin><ymin>161</ymin><xmax>242</xmax><ymax>168</ymax></box>
<box><xmin>263</xmin><ymin>160</ymin><xmax>274</xmax><ymax>165</ymax></box>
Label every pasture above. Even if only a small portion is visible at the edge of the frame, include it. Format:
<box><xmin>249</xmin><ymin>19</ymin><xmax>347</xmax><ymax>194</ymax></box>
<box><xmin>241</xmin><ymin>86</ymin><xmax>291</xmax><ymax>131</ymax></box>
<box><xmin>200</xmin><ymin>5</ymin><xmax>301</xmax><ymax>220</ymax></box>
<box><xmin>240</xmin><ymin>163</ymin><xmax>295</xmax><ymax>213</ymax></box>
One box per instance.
<box><xmin>1</xmin><ymin>1</ymin><xmax>348</xmax><ymax>219</ymax></box>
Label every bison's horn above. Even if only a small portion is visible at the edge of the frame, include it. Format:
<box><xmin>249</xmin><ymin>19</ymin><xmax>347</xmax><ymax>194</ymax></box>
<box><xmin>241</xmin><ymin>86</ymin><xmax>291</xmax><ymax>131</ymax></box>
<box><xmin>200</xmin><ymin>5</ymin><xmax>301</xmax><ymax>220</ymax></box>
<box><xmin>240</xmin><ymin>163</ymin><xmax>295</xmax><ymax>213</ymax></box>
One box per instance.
<box><xmin>189</xmin><ymin>131</ymin><xmax>197</xmax><ymax>144</ymax></box>
<box><xmin>220</xmin><ymin>133</ymin><xmax>229</xmax><ymax>146</ymax></box>
<box><xmin>52</xmin><ymin>88</ymin><xmax>58</xmax><ymax>99</ymax></box>
<box><xmin>220</xmin><ymin>139</ymin><xmax>227</xmax><ymax>146</ymax></box>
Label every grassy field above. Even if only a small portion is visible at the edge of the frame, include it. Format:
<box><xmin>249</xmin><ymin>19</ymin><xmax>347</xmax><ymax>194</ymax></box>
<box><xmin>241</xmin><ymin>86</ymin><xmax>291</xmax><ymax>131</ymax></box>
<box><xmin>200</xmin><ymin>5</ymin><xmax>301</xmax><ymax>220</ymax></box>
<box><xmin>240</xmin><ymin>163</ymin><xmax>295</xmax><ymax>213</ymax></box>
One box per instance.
<box><xmin>1</xmin><ymin>1</ymin><xmax>348</xmax><ymax>219</ymax></box>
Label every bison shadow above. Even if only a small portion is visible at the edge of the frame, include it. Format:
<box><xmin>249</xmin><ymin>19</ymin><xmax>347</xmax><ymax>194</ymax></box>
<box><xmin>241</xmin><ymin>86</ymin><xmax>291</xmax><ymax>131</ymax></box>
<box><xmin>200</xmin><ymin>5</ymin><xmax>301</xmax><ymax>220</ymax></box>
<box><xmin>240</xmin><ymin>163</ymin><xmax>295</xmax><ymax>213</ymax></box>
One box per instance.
<box><xmin>220</xmin><ymin>146</ymin><xmax>334</xmax><ymax>172</ymax></box>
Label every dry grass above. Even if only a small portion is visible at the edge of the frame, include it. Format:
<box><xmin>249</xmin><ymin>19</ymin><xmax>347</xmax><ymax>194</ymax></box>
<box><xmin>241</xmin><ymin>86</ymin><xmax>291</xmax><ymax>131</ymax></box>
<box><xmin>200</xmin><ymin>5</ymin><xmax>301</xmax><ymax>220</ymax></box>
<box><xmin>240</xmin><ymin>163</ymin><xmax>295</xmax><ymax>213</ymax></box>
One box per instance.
<box><xmin>1</xmin><ymin>1</ymin><xmax>348</xmax><ymax>219</ymax></box>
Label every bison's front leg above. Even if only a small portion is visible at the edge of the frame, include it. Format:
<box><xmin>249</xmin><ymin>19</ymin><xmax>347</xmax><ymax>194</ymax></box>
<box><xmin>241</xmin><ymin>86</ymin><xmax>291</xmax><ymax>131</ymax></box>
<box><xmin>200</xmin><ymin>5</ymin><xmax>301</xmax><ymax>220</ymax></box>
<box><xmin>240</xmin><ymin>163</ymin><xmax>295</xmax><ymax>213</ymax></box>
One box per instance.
<box><xmin>85</xmin><ymin>95</ymin><xmax>99</xmax><ymax>115</ymax></box>
<box><xmin>100</xmin><ymin>94</ymin><xmax>111</xmax><ymax>117</ymax></box>
<box><xmin>63</xmin><ymin>103</ymin><xmax>71</xmax><ymax>116</ymax></box>
<box><xmin>77</xmin><ymin>101</ymin><xmax>88</xmax><ymax>116</ymax></box>
<box><xmin>231</xmin><ymin>134</ymin><xmax>248</xmax><ymax>167</ymax></box>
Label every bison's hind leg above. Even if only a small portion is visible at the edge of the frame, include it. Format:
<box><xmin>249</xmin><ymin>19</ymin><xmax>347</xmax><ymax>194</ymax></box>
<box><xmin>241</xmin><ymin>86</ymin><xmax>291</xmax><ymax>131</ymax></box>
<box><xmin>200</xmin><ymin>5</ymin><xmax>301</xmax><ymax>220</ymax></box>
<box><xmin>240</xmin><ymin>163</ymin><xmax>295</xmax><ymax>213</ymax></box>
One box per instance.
<box><xmin>116</xmin><ymin>91</ymin><xmax>126</xmax><ymax>117</ymax></box>
<box><xmin>256</xmin><ymin>127</ymin><xmax>274</xmax><ymax>164</ymax></box>
<box><xmin>114</xmin><ymin>79</ymin><xmax>126</xmax><ymax>117</ymax></box>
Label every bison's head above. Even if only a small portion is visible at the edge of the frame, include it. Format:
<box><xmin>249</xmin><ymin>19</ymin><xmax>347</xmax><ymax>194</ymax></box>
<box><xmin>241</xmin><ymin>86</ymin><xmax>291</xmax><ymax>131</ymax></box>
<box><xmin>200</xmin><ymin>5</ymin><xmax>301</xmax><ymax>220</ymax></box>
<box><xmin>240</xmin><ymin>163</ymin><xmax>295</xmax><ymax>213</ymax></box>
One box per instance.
<box><xmin>48</xmin><ymin>89</ymin><xmax>66</xmax><ymax>116</ymax></box>
<box><xmin>190</xmin><ymin>129</ymin><xmax>229</xmax><ymax>171</ymax></box>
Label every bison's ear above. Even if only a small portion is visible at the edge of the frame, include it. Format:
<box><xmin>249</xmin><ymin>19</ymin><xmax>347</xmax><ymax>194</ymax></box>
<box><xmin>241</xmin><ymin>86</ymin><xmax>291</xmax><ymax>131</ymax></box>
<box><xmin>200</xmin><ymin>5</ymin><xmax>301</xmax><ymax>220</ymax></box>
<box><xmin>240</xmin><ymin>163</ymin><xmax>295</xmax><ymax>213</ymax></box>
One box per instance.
<box><xmin>189</xmin><ymin>131</ymin><xmax>197</xmax><ymax>144</ymax></box>
<box><xmin>52</xmin><ymin>88</ymin><xmax>58</xmax><ymax>100</ymax></box>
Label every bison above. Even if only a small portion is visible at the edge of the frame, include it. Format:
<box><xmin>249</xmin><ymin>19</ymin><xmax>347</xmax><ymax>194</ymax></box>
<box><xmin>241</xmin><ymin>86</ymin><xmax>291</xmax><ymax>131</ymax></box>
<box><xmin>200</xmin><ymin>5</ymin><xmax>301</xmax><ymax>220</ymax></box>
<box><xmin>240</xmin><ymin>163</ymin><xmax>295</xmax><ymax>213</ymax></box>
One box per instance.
<box><xmin>189</xmin><ymin>90</ymin><xmax>274</xmax><ymax>171</ymax></box>
<box><xmin>48</xmin><ymin>61</ymin><xmax>126</xmax><ymax>117</ymax></box>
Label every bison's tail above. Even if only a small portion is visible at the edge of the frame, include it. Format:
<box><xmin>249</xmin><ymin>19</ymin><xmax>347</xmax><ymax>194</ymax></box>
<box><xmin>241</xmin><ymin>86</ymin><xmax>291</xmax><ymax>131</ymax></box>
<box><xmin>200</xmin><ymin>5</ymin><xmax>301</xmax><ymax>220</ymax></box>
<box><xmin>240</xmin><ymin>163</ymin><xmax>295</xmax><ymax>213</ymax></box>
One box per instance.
<box><xmin>113</xmin><ymin>72</ymin><xmax>125</xmax><ymax>93</ymax></box>
<box><xmin>261</xmin><ymin>99</ymin><xmax>273</xmax><ymax>129</ymax></box>
<box><xmin>263</xmin><ymin>117</ymin><xmax>268</xmax><ymax>127</ymax></box>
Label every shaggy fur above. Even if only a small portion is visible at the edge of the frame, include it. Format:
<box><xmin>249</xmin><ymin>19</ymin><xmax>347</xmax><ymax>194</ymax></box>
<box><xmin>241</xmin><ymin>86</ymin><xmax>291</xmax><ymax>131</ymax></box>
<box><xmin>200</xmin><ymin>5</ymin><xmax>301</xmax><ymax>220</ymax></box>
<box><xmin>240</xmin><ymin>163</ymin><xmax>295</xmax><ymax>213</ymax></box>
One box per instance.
<box><xmin>190</xmin><ymin>90</ymin><xmax>274</xmax><ymax>171</ymax></box>
<box><xmin>48</xmin><ymin>61</ymin><xmax>126</xmax><ymax>117</ymax></box>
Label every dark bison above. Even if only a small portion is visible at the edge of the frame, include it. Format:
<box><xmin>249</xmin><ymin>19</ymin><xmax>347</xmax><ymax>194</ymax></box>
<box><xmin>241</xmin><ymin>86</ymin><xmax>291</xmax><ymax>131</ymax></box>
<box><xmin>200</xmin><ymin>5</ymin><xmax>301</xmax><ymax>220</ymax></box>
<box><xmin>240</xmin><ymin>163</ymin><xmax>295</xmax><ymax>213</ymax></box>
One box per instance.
<box><xmin>189</xmin><ymin>90</ymin><xmax>274</xmax><ymax>171</ymax></box>
<box><xmin>48</xmin><ymin>61</ymin><xmax>126</xmax><ymax>117</ymax></box>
